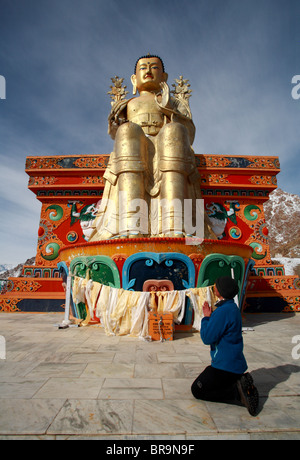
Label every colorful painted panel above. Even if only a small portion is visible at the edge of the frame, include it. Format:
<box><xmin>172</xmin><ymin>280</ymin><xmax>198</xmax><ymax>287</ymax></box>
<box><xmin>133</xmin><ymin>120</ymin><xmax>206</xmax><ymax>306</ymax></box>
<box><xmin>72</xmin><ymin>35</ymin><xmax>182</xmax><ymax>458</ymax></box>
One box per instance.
<box><xmin>122</xmin><ymin>252</ymin><xmax>195</xmax><ymax>291</ymax></box>
<box><xmin>197</xmin><ymin>253</ymin><xmax>245</xmax><ymax>304</ymax></box>
<box><xmin>69</xmin><ymin>256</ymin><xmax>120</xmax><ymax>288</ymax></box>
<box><xmin>122</xmin><ymin>252</ymin><xmax>196</xmax><ymax>325</ymax></box>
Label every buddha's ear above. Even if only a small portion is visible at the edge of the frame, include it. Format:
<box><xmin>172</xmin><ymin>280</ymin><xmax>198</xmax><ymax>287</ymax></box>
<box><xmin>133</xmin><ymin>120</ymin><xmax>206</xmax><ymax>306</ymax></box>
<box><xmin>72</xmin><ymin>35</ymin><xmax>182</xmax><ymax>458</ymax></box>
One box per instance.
<box><xmin>131</xmin><ymin>74</ymin><xmax>137</xmax><ymax>95</ymax></box>
<box><xmin>162</xmin><ymin>72</ymin><xmax>168</xmax><ymax>83</ymax></box>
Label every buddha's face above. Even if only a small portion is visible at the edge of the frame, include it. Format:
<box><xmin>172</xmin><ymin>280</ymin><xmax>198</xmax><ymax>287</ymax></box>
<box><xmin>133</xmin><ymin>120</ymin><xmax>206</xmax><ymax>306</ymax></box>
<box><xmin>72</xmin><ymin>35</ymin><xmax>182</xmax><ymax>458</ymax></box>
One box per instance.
<box><xmin>131</xmin><ymin>57</ymin><xmax>168</xmax><ymax>93</ymax></box>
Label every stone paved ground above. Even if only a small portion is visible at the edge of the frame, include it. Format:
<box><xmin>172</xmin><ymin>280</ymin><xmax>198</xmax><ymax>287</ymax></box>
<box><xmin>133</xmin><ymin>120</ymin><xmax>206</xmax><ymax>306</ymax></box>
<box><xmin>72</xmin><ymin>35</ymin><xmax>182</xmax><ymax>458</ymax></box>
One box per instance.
<box><xmin>0</xmin><ymin>311</ymin><xmax>299</xmax><ymax>440</ymax></box>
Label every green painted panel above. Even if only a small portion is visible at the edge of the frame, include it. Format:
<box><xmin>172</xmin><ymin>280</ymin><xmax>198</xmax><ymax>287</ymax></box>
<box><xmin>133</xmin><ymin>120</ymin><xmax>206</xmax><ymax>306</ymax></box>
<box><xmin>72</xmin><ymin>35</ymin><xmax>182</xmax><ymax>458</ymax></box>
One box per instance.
<box><xmin>197</xmin><ymin>253</ymin><xmax>245</xmax><ymax>303</ymax></box>
<box><xmin>70</xmin><ymin>256</ymin><xmax>120</xmax><ymax>288</ymax></box>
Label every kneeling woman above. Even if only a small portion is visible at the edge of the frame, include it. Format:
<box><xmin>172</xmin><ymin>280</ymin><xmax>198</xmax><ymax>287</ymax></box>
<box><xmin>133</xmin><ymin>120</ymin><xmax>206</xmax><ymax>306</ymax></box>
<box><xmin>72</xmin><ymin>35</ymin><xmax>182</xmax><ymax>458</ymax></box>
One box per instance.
<box><xmin>191</xmin><ymin>276</ymin><xmax>259</xmax><ymax>416</ymax></box>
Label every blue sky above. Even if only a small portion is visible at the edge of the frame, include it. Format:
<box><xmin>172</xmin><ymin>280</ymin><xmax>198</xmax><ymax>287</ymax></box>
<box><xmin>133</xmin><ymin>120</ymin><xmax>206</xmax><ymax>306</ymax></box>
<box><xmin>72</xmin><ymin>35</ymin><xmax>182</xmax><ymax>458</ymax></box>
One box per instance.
<box><xmin>0</xmin><ymin>0</ymin><xmax>299</xmax><ymax>265</ymax></box>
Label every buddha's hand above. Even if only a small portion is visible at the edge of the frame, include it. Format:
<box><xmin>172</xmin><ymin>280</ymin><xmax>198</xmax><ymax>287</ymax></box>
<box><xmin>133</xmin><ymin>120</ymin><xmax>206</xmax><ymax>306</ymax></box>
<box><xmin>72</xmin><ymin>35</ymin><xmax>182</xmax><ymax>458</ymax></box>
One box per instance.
<box><xmin>108</xmin><ymin>99</ymin><xmax>127</xmax><ymax>124</ymax></box>
<box><xmin>107</xmin><ymin>99</ymin><xmax>128</xmax><ymax>138</ymax></box>
<box><xmin>160</xmin><ymin>82</ymin><xmax>170</xmax><ymax>108</ymax></box>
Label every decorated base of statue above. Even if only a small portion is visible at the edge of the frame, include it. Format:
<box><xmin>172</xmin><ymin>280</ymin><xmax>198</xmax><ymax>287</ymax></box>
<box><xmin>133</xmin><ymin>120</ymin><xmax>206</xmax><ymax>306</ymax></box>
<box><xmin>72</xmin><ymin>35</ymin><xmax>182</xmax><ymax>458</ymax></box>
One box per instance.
<box><xmin>57</xmin><ymin>237</ymin><xmax>253</xmax><ymax>334</ymax></box>
<box><xmin>1</xmin><ymin>152</ymin><xmax>299</xmax><ymax>315</ymax></box>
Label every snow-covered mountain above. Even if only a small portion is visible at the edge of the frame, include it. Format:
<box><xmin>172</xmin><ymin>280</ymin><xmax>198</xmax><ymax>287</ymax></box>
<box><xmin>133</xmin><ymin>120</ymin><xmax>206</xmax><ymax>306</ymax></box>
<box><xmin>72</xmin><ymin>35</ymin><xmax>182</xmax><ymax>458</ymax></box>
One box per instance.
<box><xmin>263</xmin><ymin>188</ymin><xmax>300</xmax><ymax>278</ymax></box>
<box><xmin>0</xmin><ymin>257</ymin><xmax>35</xmax><ymax>279</ymax></box>
<box><xmin>263</xmin><ymin>188</ymin><xmax>300</xmax><ymax>258</ymax></box>
<box><xmin>0</xmin><ymin>264</ymin><xmax>13</xmax><ymax>274</ymax></box>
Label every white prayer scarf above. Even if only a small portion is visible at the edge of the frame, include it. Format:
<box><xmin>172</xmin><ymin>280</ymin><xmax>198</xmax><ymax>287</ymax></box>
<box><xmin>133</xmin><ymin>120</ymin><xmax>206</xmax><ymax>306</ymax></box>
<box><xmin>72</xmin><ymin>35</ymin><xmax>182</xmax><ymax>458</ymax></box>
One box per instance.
<box><xmin>72</xmin><ymin>276</ymin><xmax>215</xmax><ymax>336</ymax></box>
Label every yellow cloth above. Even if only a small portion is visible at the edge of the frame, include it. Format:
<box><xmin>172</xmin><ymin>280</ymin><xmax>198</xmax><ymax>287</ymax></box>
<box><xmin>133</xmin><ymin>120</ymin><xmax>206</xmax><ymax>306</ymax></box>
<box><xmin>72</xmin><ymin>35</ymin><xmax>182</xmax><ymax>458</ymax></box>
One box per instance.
<box><xmin>110</xmin><ymin>290</ymin><xmax>151</xmax><ymax>338</ymax></box>
<box><xmin>186</xmin><ymin>286</ymin><xmax>216</xmax><ymax>331</ymax></box>
<box><xmin>72</xmin><ymin>276</ymin><xmax>86</xmax><ymax>305</ymax></box>
<box><xmin>111</xmin><ymin>289</ymin><xmax>138</xmax><ymax>336</ymax></box>
<box><xmin>156</xmin><ymin>290</ymin><xmax>186</xmax><ymax>324</ymax></box>
<box><xmin>85</xmin><ymin>279</ymin><xmax>102</xmax><ymax>316</ymax></box>
<box><xmin>73</xmin><ymin>276</ymin><xmax>215</xmax><ymax>337</ymax></box>
<box><xmin>129</xmin><ymin>291</ymin><xmax>150</xmax><ymax>338</ymax></box>
<box><xmin>96</xmin><ymin>284</ymin><xmax>117</xmax><ymax>335</ymax></box>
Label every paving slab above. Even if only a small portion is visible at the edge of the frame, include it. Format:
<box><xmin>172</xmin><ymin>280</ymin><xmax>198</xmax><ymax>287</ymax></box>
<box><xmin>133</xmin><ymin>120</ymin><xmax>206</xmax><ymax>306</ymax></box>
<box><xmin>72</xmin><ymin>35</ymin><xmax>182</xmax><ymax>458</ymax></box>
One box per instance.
<box><xmin>0</xmin><ymin>311</ymin><xmax>299</xmax><ymax>440</ymax></box>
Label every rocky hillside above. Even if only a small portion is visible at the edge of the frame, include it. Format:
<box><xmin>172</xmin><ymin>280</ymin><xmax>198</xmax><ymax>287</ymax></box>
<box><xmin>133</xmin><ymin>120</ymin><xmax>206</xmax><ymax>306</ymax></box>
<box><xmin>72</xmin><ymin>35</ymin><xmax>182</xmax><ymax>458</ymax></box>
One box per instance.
<box><xmin>263</xmin><ymin>188</ymin><xmax>300</xmax><ymax>277</ymax></box>
<box><xmin>0</xmin><ymin>257</ymin><xmax>35</xmax><ymax>279</ymax></box>
<box><xmin>263</xmin><ymin>188</ymin><xmax>300</xmax><ymax>258</ymax></box>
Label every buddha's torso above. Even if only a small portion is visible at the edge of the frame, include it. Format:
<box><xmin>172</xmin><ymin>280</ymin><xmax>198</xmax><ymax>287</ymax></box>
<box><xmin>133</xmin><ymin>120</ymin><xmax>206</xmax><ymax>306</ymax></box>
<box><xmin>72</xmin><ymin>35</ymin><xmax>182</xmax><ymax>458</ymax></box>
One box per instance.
<box><xmin>127</xmin><ymin>94</ymin><xmax>164</xmax><ymax>135</ymax></box>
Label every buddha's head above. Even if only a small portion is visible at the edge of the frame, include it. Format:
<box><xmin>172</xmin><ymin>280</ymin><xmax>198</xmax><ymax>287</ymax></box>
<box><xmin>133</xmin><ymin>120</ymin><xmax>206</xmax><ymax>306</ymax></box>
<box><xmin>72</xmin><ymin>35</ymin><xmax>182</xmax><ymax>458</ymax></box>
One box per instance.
<box><xmin>131</xmin><ymin>54</ymin><xmax>168</xmax><ymax>94</ymax></box>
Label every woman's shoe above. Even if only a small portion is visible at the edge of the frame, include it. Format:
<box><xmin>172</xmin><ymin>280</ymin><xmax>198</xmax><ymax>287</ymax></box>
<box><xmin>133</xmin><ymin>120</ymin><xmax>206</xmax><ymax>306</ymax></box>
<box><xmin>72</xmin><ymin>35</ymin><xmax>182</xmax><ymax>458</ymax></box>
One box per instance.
<box><xmin>237</xmin><ymin>372</ymin><xmax>259</xmax><ymax>416</ymax></box>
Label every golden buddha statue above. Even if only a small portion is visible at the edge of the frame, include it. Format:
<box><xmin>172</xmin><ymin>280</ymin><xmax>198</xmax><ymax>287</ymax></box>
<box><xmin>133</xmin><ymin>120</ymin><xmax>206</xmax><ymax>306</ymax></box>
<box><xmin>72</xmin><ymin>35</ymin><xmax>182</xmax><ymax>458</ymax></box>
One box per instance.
<box><xmin>88</xmin><ymin>54</ymin><xmax>215</xmax><ymax>241</ymax></box>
